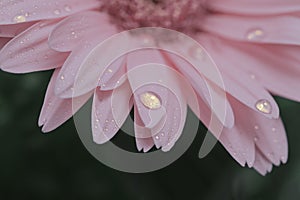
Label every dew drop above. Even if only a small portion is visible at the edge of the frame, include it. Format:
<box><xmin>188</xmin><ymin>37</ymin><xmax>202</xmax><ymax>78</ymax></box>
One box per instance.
<box><xmin>255</xmin><ymin>99</ymin><xmax>272</xmax><ymax>114</ymax></box>
<box><xmin>250</xmin><ymin>74</ymin><xmax>256</xmax><ymax>80</ymax></box>
<box><xmin>13</xmin><ymin>15</ymin><xmax>26</xmax><ymax>23</ymax></box>
<box><xmin>140</xmin><ymin>92</ymin><xmax>161</xmax><ymax>109</ymax></box>
<box><xmin>190</xmin><ymin>46</ymin><xmax>205</xmax><ymax>60</ymax></box>
<box><xmin>267</xmin><ymin>152</ymin><xmax>274</xmax><ymax>157</ymax></box>
<box><xmin>60</xmin><ymin>75</ymin><xmax>65</xmax><ymax>80</ymax></box>
<box><xmin>155</xmin><ymin>135</ymin><xmax>160</xmax><ymax>140</ymax></box>
<box><xmin>254</xmin><ymin>137</ymin><xmax>258</xmax><ymax>142</ymax></box>
<box><xmin>64</xmin><ymin>5</ymin><xmax>72</xmax><ymax>12</ymax></box>
<box><xmin>246</xmin><ymin>28</ymin><xmax>265</xmax><ymax>40</ymax></box>
<box><xmin>53</xmin><ymin>9</ymin><xmax>61</xmax><ymax>15</ymax></box>
<box><xmin>141</xmin><ymin>35</ymin><xmax>155</xmax><ymax>46</ymax></box>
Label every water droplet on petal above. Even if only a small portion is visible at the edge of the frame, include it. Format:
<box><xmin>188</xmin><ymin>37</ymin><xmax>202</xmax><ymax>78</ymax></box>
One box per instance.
<box><xmin>140</xmin><ymin>92</ymin><xmax>161</xmax><ymax>109</ymax></box>
<box><xmin>155</xmin><ymin>135</ymin><xmax>160</xmax><ymax>140</ymax></box>
<box><xmin>64</xmin><ymin>5</ymin><xmax>72</xmax><ymax>12</ymax></box>
<box><xmin>60</xmin><ymin>75</ymin><xmax>65</xmax><ymax>80</ymax></box>
<box><xmin>255</xmin><ymin>99</ymin><xmax>272</xmax><ymax>114</ymax></box>
<box><xmin>13</xmin><ymin>15</ymin><xmax>26</xmax><ymax>23</ymax></box>
<box><xmin>189</xmin><ymin>46</ymin><xmax>205</xmax><ymax>60</ymax></box>
<box><xmin>141</xmin><ymin>35</ymin><xmax>155</xmax><ymax>46</ymax></box>
<box><xmin>53</xmin><ymin>9</ymin><xmax>61</xmax><ymax>15</ymax></box>
<box><xmin>247</xmin><ymin>28</ymin><xmax>265</xmax><ymax>40</ymax></box>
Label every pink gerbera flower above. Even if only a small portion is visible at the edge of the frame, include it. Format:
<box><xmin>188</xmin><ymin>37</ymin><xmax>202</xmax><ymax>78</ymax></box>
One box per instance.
<box><xmin>1</xmin><ymin>0</ymin><xmax>300</xmax><ymax>175</ymax></box>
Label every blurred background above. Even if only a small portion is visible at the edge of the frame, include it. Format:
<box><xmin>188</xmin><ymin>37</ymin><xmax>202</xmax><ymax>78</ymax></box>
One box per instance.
<box><xmin>0</xmin><ymin>70</ymin><xmax>300</xmax><ymax>200</ymax></box>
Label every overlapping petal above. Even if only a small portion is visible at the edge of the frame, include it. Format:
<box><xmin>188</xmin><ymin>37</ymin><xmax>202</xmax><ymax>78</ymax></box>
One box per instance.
<box><xmin>208</xmin><ymin>0</ymin><xmax>300</xmax><ymax>15</ymax></box>
<box><xmin>0</xmin><ymin>0</ymin><xmax>101</xmax><ymax>25</ymax></box>
<box><xmin>0</xmin><ymin>20</ymin><xmax>69</xmax><ymax>73</ymax></box>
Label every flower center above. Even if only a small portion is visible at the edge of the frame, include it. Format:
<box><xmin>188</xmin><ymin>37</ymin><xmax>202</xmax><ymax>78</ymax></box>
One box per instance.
<box><xmin>102</xmin><ymin>0</ymin><xmax>206</xmax><ymax>33</ymax></box>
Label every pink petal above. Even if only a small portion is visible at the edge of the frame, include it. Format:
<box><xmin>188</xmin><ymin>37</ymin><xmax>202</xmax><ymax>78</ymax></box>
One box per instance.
<box><xmin>92</xmin><ymin>81</ymin><xmax>133</xmax><ymax>144</ymax></box>
<box><xmin>153</xmin><ymin>87</ymin><xmax>187</xmax><ymax>152</ymax></box>
<box><xmin>162</xmin><ymin>51</ymin><xmax>234</xmax><ymax>128</ymax></box>
<box><xmin>126</xmin><ymin>49</ymin><xmax>188</xmax><ymax>151</ymax></box>
<box><xmin>64</xmin><ymin>30</ymin><xmax>131</xmax><ymax>98</ymax></box>
<box><xmin>98</xmin><ymin>55</ymin><xmax>127</xmax><ymax>91</ymax></box>
<box><xmin>189</xmin><ymin>94</ymin><xmax>255</xmax><ymax>167</ymax></box>
<box><xmin>203</xmin><ymin>14</ymin><xmax>300</xmax><ymax>45</ymax></box>
<box><xmin>0</xmin><ymin>0</ymin><xmax>101</xmax><ymax>25</ymax></box>
<box><xmin>217</xmin><ymin>40</ymin><xmax>300</xmax><ymax>102</ymax></box>
<box><xmin>0</xmin><ymin>22</ymin><xmax>35</xmax><ymax>37</ymax></box>
<box><xmin>49</xmin><ymin>11</ymin><xmax>117</xmax><ymax>52</ymax></box>
<box><xmin>197</xmin><ymin>34</ymin><xmax>280</xmax><ymax>119</ymax></box>
<box><xmin>228</xmin><ymin>96</ymin><xmax>288</xmax><ymax>166</ymax></box>
<box><xmin>126</xmin><ymin>49</ymin><xmax>170</xmax><ymax>128</ymax></box>
<box><xmin>39</xmin><ymin>69</ymin><xmax>92</xmax><ymax>132</ymax></box>
<box><xmin>134</xmin><ymin>106</ymin><xmax>155</xmax><ymax>152</ymax></box>
<box><xmin>50</xmin><ymin>12</ymin><xmax>118</xmax><ymax>97</ymax></box>
<box><xmin>0</xmin><ymin>20</ymin><xmax>68</xmax><ymax>73</ymax></box>
<box><xmin>208</xmin><ymin>0</ymin><xmax>300</xmax><ymax>15</ymax></box>
<box><xmin>253</xmin><ymin>149</ymin><xmax>273</xmax><ymax>176</ymax></box>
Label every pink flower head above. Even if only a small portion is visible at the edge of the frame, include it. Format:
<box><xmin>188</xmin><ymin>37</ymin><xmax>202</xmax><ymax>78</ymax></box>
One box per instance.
<box><xmin>1</xmin><ymin>0</ymin><xmax>300</xmax><ymax>175</ymax></box>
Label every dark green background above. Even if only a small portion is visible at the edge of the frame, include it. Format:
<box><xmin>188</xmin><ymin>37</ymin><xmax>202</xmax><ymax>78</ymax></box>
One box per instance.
<box><xmin>0</xmin><ymin>71</ymin><xmax>299</xmax><ymax>200</ymax></box>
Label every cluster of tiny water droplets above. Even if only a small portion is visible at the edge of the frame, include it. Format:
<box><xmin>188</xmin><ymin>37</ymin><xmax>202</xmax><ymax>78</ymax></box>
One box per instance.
<box><xmin>102</xmin><ymin>0</ymin><xmax>206</xmax><ymax>33</ymax></box>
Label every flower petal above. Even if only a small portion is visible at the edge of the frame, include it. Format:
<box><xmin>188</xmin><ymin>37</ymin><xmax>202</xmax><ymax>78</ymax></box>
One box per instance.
<box><xmin>0</xmin><ymin>20</ymin><xmax>68</xmax><ymax>73</ymax></box>
<box><xmin>49</xmin><ymin>11</ymin><xmax>117</xmax><ymax>52</ymax></box>
<box><xmin>162</xmin><ymin>51</ymin><xmax>234</xmax><ymax>128</ymax></box>
<box><xmin>92</xmin><ymin>81</ymin><xmax>133</xmax><ymax>144</ymax></box>
<box><xmin>197</xmin><ymin>34</ymin><xmax>280</xmax><ymax>119</ymax></box>
<box><xmin>218</xmin><ymin>40</ymin><xmax>300</xmax><ymax>102</ymax></box>
<box><xmin>253</xmin><ymin>149</ymin><xmax>273</xmax><ymax>176</ymax></box>
<box><xmin>134</xmin><ymin>106</ymin><xmax>155</xmax><ymax>152</ymax></box>
<box><xmin>208</xmin><ymin>0</ymin><xmax>300</xmax><ymax>15</ymax></box>
<box><xmin>126</xmin><ymin>49</ymin><xmax>188</xmax><ymax>151</ymax></box>
<box><xmin>0</xmin><ymin>22</ymin><xmax>35</xmax><ymax>37</ymax></box>
<box><xmin>51</xmin><ymin>12</ymin><xmax>118</xmax><ymax>97</ymax></box>
<box><xmin>0</xmin><ymin>0</ymin><xmax>101</xmax><ymax>25</ymax></box>
<box><xmin>189</xmin><ymin>94</ymin><xmax>255</xmax><ymax>167</ymax></box>
<box><xmin>39</xmin><ymin>69</ymin><xmax>92</xmax><ymax>132</ymax></box>
<box><xmin>98</xmin><ymin>55</ymin><xmax>127</xmax><ymax>91</ymax></box>
<box><xmin>203</xmin><ymin>14</ymin><xmax>300</xmax><ymax>45</ymax></box>
<box><xmin>228</xmin><ymin>96</ymin><xmax>288</xmax><ymax>166</ymax></box>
